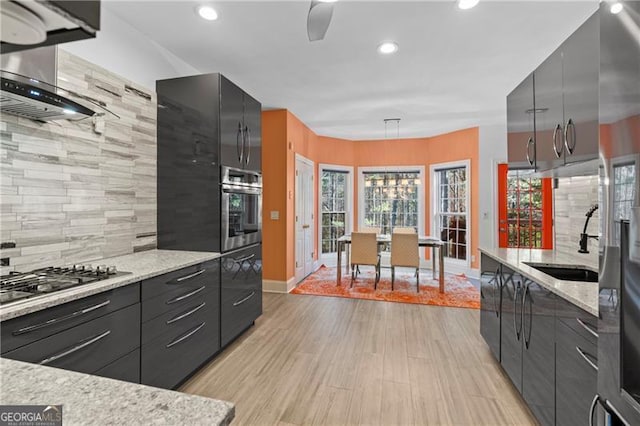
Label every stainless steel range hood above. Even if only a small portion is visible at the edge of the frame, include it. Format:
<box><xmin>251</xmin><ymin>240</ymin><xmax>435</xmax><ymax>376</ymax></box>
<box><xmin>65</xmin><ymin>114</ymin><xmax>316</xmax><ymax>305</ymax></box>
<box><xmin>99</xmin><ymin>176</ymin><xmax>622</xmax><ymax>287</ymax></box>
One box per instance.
<box><xmin>0</xmin><ymin>46</ymin><xmax>97</xmax><ymax>121</ymax></box>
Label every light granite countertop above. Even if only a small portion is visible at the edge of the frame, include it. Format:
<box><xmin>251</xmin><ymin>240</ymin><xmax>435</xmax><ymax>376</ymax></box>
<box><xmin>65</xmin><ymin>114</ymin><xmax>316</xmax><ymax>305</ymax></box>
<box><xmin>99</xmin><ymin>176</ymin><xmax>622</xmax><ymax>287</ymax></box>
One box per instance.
<box><xmin>0</xmin><ymin>358</ymin><xmax>234</xmax><ymax>425</ymax></box>
<box><xmin>0</xmin><ymin>250</ymin><xmax>221</xmax><ymax>322</ymax></box>
<box><xmin>479</xmin><ymin>247</ymin><xmax>598</xmax><ymax>316</ymax></box>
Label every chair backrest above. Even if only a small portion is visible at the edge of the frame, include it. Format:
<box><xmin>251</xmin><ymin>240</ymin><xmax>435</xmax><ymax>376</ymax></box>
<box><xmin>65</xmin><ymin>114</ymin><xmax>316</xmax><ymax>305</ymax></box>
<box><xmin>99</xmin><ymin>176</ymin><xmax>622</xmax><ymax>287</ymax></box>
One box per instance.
<box><xmin>359</xmin><ymin>227</ymin><xmax>380</xmax><ymax>234</ymax></box>
<box><xmin>391</xmin><ymin>232</ymin><xmax>419</xmax><ymax>268</ymax></box>
<box><xmin>393</xmin><ymin>227</ymin><xmax>416</xmax><ymax>234</ymax></box>
<box><xmin>350</xmin><ymin>232</ymin><xmax>379</xmax><ymax>266</ymax></box>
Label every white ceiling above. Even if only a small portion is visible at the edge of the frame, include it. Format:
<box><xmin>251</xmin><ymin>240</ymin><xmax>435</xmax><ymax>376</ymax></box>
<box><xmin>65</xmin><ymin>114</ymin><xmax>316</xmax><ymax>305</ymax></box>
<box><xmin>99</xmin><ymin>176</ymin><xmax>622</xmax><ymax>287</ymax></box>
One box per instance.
<box><xmin>105</xmin><ymin>0</ymin><xmax>599</xmax><ymax>139</ymax></box>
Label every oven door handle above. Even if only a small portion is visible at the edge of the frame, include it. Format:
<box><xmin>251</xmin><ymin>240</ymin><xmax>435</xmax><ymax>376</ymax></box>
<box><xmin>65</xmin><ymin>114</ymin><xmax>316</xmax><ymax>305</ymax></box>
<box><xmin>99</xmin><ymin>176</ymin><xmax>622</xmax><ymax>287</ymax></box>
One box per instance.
<box><xmin>222</xmin><ymin>186</ymin><xmax>262</xmax><ymax>195</ymax></box>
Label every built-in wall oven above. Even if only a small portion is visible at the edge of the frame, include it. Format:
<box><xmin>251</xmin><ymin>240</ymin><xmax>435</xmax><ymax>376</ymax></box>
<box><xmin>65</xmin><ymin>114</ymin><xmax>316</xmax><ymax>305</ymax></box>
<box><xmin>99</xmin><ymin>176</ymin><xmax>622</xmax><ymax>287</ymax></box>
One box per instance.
<box><xmin>221</xmin><ymin>166</ymin><xmax>262</xmax><ymax>252</ymax></box>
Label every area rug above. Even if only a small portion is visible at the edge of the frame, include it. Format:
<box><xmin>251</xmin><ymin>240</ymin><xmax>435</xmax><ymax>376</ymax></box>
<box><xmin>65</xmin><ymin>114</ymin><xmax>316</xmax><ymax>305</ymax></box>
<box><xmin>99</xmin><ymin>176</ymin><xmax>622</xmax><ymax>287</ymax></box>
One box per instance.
<box><xmin>290</xmin><ymin>266</ymin><xmax>480</xmax><ymax>310</ymax></box>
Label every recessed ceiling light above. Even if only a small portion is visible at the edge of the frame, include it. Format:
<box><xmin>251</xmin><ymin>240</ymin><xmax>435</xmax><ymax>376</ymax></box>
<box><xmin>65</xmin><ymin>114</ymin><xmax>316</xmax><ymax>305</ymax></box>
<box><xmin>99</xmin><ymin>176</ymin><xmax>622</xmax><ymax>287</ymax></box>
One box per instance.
<box><xmin>458</xmin><ymin>0</ymin><xmax>480</xmax><ymax>10</ymax></box>
<box><xmin>197</xmin><ymin>5</ymin><xmax>218</xmax><ymax>21</ymax></box>
<box><xmin>317</xmin><ymin>0</ymin><xmax>338</xmax><ymax>2</ymax></box>
<box><xmin>378</xmin><ymin>41</ymin><xmax>398</xmax><ymax>55</ymax></box>
<box><xmin>610</xmin><ymin>2</ymin><xmax>623</xmax><ymax>14</ymax></box>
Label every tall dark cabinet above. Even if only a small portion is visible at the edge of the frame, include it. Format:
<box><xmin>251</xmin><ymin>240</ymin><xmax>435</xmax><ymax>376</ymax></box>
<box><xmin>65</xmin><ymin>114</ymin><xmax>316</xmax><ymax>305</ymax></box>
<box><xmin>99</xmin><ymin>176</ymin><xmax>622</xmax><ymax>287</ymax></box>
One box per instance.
<box><xmin>157</xmin><ymin>73</ymin><xmax>262</xmax><ymax>251</ymax></box>
<box><xmin>220</xmin><ymin>76</ymin><xmax>262</xmax><ymax>172</ymax></box>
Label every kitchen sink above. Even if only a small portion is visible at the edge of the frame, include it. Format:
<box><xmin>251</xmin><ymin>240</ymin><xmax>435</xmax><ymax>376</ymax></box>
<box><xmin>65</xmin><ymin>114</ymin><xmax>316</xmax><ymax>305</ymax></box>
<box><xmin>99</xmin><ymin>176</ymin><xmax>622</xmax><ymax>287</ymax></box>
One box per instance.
<box><xmin>524</xmin><ymin>263</ymin><xmax>599</xmax><ymax>283</ymax></box>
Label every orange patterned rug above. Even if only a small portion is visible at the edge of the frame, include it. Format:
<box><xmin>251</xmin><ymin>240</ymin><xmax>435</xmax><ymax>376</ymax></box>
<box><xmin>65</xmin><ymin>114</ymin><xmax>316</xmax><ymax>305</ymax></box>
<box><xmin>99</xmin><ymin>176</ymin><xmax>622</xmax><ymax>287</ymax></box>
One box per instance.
<box><xmin>291</xmin><ymin>266</ymin><xmax>480</xmax><ymax>310</ymax></box>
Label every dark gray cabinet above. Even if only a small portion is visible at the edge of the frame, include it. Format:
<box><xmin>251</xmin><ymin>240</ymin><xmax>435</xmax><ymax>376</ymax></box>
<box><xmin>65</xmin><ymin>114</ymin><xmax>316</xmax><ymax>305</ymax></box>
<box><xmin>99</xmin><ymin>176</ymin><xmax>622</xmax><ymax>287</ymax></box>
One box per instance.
<box><xmin>532</xmin><ymin>48</ymin><xmax>564</xmax><ymax>171</ymax></box>
<box><xmin>521</xmin><ymin>280</ymin><xmax>556</xmax><ymax>426</ymax></box>
<box><xmin>556</xmin><ymin>318</ymin><xmax>597</xmax><ymax>426</ymax></box>
<box><xmin>560</xmin><ymin>13</ymin><xmax>599</xmax><ymax>164</ymax></box>
<box><xmin>1</xmin><ymin>284</ymin><xmax>140</xmax><ymax>384</ymax></box>
<box><xmin>220</xmin><ymin>75</ymin><xmax>262</xmax><ymax>172</ymax></box>
<box><xmin>480</xmin><ymin>253</ymin><xmax>502</xmax><ymax>361</ymax></box>
<box><xmin>140</xmin><ymin>259</ymin><xmax>221</xmax><ymax>390</ymax></box>
<box><xmin>480</xmin><ymin>253</ymin><xmax>599</xmax><ymax>426</ymax></box>
<box><xmin>507</xmin><ymin>73</ymin><xmax>536</xmax><ymax>170</ymax></box>
<box><xmin>500</xmin><ymin>265</ymin><xmax>523</xmax><ymax>392</ymax></box>
<box><xmin>156</xmin><ymin>74</ymin><xmax>220</xmax><ymax>253</ymax></box>
<box><xmin>4</xmin><ymin>303</ymin><xmax>140</xmax><ymax>376</ymax></box>
<box><xmin>1</xmin><ymin>284</ymin><xmax>139</xmax><ymax>354</ymax></box>
<box><xmin>221</xmin><ymin>244</ymin><xmax>262</xmax><ymax>347</ymax></box>
<box><xmin>507</xmin><ymin>12</ymin><xmax>600</xmax><ymax>172</ymax></box>
<box><xmin>94</xmin><ymin>348</ymin><xmax>141</xmax><ymax>384</ymax></box>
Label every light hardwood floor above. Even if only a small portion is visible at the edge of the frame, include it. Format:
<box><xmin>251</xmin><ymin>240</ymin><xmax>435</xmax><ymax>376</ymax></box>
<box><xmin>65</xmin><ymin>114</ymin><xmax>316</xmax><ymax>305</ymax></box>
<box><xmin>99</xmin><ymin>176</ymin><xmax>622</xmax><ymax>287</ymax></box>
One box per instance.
<box><xmin>181</xmin><ymin>293</ymin><xmax>538</xmax><ymax>425</ymax></box>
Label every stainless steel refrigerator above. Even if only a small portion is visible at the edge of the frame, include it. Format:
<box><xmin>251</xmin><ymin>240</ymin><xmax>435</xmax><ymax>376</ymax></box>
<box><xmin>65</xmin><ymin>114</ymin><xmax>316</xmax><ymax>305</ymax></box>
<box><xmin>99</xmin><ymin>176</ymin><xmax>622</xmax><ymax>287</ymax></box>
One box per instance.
<box><xmin>597</xmin><ymin>1</ymin><xmax>640</xmax><ymax>424</ymax></box>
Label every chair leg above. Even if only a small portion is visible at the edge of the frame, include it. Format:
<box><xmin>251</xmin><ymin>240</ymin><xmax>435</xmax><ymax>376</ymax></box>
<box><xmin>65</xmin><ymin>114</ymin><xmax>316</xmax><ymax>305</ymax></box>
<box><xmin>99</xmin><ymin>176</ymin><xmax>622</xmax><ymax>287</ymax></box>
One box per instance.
<box><xmin>351</xmin><ymin>265</ymin><xmax>355</xmax><ymax>288</ymax></box>
<box><xmin>416</xmin><ymin>268</ymin><xmax>420</xmax><ymax>293</ymax></box>
<box><xmin>391</xmin><ymin>266</ymin><xmax>395</xmax><ymax>291</ymax></box>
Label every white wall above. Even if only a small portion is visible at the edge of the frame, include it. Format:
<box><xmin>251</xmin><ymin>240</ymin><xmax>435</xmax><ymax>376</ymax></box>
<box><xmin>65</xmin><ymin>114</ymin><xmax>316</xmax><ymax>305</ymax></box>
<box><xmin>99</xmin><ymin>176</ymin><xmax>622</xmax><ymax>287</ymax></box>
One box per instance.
<box><xmin>478</xmin><ymin>123</ymin><xmax>508</xmax><ymax>251</ymax></box>
<box><xmin>60</xmin><ymin>7</ymin><xmax>199</xmax><ymax>91</ymax></box>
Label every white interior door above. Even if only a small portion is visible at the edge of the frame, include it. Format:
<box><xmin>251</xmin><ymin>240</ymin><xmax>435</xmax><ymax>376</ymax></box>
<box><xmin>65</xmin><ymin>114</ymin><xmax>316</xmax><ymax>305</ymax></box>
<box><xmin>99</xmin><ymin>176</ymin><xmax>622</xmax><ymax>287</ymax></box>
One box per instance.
<box><xmin>295</xmin><ymin>156</ymin><xmax>315</xmax><ymax>283</ymax></box>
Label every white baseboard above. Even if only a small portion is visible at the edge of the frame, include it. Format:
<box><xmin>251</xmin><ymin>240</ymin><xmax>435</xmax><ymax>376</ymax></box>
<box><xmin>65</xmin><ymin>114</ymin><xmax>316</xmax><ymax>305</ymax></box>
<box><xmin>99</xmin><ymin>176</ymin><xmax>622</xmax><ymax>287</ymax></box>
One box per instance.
<box><xmin>263</xmin><ymin>277</ymin><xmax>296</xmax><ymax>293</ymax></box>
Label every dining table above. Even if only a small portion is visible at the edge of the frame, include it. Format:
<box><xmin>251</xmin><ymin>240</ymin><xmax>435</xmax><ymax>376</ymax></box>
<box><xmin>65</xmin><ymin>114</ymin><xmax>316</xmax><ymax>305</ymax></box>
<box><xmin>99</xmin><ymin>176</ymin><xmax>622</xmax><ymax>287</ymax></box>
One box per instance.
<box><xmin>336</xmin><ymin>234</ymin><xmax>446</xmax><ymax>293</ymax></box>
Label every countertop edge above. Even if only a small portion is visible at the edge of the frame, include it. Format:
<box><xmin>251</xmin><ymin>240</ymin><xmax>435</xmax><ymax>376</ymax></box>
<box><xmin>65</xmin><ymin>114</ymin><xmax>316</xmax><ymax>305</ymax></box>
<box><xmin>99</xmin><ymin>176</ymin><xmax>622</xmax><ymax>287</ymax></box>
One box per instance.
<box><xmin>0</xmin><ymin>250</ymin><xmax>222</xmax><ymax>322</ymax></box>
<box><xmin>478</xmin><ymin>247</ymin><xmax>598</xmax><ymax>317</ymax></box>
<box><xmin>0</xmin><ymin>358</ymin><xmax>235</xmax><ymax>425</ymax></box>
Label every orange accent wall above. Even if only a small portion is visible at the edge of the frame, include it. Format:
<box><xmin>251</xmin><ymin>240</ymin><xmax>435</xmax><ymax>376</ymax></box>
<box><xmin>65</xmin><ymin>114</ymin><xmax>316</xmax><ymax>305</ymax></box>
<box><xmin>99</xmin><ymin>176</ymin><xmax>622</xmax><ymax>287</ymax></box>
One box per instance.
<box><xmin>262</xmin><ymin>110</ymin><xmax>481</xmax><ymax>282</ymax></box>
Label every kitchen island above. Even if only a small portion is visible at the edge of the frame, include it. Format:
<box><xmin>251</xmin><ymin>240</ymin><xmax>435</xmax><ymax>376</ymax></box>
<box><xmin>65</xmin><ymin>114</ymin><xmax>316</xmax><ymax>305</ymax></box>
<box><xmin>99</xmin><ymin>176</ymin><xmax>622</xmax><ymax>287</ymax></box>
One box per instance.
<box><xmin>0</xmin><ymin>358</ymin><xmax>235</xmax><ymax>425</ymax></box>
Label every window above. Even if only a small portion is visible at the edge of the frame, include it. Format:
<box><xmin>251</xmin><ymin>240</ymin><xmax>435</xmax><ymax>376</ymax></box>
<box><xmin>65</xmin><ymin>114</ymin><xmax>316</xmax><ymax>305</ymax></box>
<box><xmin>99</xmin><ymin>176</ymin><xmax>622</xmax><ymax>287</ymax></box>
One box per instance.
<box><xmin>362</xmin><ymin>171</ymin><xmax>420</xmax><ymax>236</ymax></box>
<box><xmin>433</xmin><ymin>165</ymin><xmax>468</xmax><ymax>261</ymax></box>
<box><xmin>498</xmin><ymin>165</ymin><xmax>553</xmax><ymax>249</ymax></box>
<box><xmin>321</xmin><ymin>170</ymin><xmax>349</xmax><ymax>254</ymax></box>
<box><xmin>613</xmin><ymin>163</ymin><xmax>636</xmax><ymax>244</ymax></box>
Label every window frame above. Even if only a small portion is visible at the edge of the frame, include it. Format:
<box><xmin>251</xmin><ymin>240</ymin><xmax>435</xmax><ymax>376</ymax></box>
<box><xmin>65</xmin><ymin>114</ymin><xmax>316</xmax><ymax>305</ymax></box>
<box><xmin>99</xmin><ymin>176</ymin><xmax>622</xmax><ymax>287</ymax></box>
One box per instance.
<box><xmin>430</xmin><ymin>160</ymin><xmax>471</xmax><ymax>270</ymax></box>
<box><xmin>607</xmin><ymin>154</ymin><xmax>640</xmax><ymax>247</ymax></box>
<box><xmin>357</xmin><ymin>165</ymin><xmax>426</xmax><ymax>238</ymax></box>
<box><xmin>318</xmin><ymin>163</ymin><xmax>354</xmax><ymax>263</ymax></box>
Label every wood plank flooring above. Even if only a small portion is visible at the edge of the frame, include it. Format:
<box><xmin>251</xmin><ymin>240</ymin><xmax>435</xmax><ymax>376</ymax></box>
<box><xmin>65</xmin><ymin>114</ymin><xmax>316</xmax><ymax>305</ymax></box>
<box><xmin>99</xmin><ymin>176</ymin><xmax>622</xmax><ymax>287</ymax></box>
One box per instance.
<box><xmin>180</xmin><ymin>293</ymin><xmax>537</xmax><ymax>425</ymax></box>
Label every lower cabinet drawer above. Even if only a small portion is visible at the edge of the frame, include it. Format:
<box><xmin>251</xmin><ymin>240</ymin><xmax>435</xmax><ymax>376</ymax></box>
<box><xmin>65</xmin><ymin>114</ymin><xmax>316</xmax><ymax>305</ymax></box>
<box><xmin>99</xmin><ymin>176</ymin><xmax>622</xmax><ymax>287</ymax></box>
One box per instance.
<box><xmin>221</xmin><ymin>285</ymin><xmax>261</xmax><ymax>348</ymax></box>
<box><xmin>94</xmin><ymin>348</ymin><xmax>140</xmax><ymax>384</ymax></box>
<box><xmin>141</xmin><ymin>307</ymin><xmax>219</xmax><ymax>389</ymax></box>
<box><xmin>556</xmin><ymin>320</ymin><xmax>598</xmax><ymax>426</ymax></box>
<box><xmin>141</xmin><ymin>287</ymin><xmax>217</xmax><ymax>346</ymax></box>
<box><xmin>3</xmin><ymin>304</ymin><xmax>140</xmax><ymax>375</ymax></box>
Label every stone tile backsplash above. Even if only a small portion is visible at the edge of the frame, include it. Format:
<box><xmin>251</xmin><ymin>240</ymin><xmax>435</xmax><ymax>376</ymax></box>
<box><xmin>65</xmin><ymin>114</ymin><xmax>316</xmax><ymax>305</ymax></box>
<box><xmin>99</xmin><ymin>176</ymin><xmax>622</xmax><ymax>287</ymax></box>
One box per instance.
<box><xmin>553</xmin><ymin>175</ymin><xmax>599</xmax><ymax>268</ymax></box>
<box><xmin>0</xmin><ymin>50</ymin><xmax>157</xmax><ymax>272</ymax></box>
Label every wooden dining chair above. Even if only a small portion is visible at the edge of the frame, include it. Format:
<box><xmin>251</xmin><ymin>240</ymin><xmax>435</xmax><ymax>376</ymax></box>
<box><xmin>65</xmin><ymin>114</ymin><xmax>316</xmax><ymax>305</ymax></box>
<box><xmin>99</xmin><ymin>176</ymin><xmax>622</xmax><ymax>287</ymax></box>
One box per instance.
<box><xmin>350</xmin><ymin>232</ymin><xmax>381</xmax><ymax>289</ymax></box>
<box><xmin>358</xmin><ymin>227</ymin><xmax>380</xmax><ymax>234</ymax></box>
<box><xmin>390</xmin><ymin>232</ymin><xmax>420</xmax><ymax>292</ymax></box>
<box><xmin>393</xmin><ymin>227</ymin><xmax>416</xmax><ymax>234</ymax></box>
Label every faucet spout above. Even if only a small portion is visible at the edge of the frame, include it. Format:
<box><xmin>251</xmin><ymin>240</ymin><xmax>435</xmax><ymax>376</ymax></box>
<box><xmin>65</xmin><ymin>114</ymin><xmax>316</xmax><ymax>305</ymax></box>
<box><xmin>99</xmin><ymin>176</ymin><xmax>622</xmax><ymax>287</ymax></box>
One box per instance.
<box><xmin>578</xmin><ymin>204</ymin><xmax>599</xmax><ymax>253</ymax></box>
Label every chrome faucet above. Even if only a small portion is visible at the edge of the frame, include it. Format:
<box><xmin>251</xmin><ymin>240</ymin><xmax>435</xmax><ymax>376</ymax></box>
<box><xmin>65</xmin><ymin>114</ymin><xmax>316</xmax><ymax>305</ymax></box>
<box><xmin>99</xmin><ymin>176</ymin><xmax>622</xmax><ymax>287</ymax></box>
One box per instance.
<box><xmin>578</xmin><ymin>204</ymin><xmax>599</xmax><ymax>253</ymax></box>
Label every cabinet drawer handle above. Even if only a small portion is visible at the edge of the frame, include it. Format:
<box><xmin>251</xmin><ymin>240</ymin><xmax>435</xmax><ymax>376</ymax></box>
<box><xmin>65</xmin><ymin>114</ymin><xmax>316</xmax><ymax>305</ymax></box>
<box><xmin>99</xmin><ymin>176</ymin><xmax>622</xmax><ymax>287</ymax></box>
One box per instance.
<box><xmin>564</xmin><ymin>118</ymin><xmax>576</xmax><ymax>155</ymax></box>
<box><xmin>39</xmin><ymin>330</ymin><xmax>111</xmax><ymax>365</ymax></box>
<box><xmin>237</xmin><ymin>122</ymin><xmax>244</xmax><ymax>164</ymax></box>
<box><xmin>166</xmin><ymin>286</ymin><xmax>206</xmax><ymax>305</ymax></box>
<box><xmin>166</xmin><ymin>322</ymin><xmax>206</xmax><ymax>348</ymax></box>
<box><xmin>233</xmin><ymin>291</ymin><xmax>256</xmax><ymax>307</ymax></box>
<box><xmin>166</xmin><ymin>302</ymin><xmax>206</xmax><ymax>325</ymax></box>
<box><xmin>553</xmin><ymin>123</ymin><xmax>564</xmax><ymax>158</ymax></box>
<box><xmin>175</xmin><ymin>269</ymin><xmax>206</xmax><ymax>283</ymax></box>
<box><xmin>526</xmin><ymin>137</ymin><xmax>535</xmax><ymax>166</ymax></box>
<box><xmin>234</xmin><ymin>254</ymin><xmax>255</xmax><ymax>264</ymax></box>
<box><xmin>576</xmin><ymin>317</ymin><xmax>599</xmax><ymax>339</ymax></box>
<box><xmin>576</xmin><ymin>346</ymin><xmax>598</xmax><ymax>371</ymax></box>
<box><xmin>245</xmin><ymin>126</ymin><xmax>251</xmax><ymax>165</ymax></box>
<box><xmin>13</xmin><ymin>300</ymin><xmax>111</xmax><ymax>336</ymax></box>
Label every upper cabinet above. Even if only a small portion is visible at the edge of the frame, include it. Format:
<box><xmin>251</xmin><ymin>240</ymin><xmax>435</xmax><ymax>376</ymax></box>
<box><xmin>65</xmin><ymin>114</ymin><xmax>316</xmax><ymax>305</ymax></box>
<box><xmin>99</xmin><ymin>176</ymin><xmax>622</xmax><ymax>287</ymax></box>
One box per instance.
<box><xmin>533</xmin><ymin>48</ymin><xmax>565</xmax><ymax>171</ymax></box>
<box><xmin>220</xmin><ymin>76</ymin><xmax>262</xmax><ymax>172</ymax></box>
<box><xmin>507</xmin><ymin>74</ymin><xmax>536</xmax><ymax>170</ymax></box>
<box><xmin>559</xmin><ymin>13</ymin><xmax>599</xmax><ymax>165</ymax></box>
<box><xmin>507</xmin><ymin>12</ymin><xmax>600</xmax><ymax>172</ymax></box>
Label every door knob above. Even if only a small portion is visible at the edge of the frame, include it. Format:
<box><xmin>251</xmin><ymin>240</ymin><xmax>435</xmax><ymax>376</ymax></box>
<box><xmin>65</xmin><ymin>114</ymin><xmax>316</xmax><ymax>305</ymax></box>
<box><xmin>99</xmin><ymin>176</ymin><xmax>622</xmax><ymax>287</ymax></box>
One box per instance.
<box><xmin>302</xmin><ymin>225</ymin><xmax>310</xmax><ymax>229</ymax></box>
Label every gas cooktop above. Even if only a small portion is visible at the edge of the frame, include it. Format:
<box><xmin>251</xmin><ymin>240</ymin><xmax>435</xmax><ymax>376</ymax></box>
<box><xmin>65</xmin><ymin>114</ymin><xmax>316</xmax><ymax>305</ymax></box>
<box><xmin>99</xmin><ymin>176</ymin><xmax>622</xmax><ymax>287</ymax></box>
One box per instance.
<box><xmin>0</xmin><ymin>265</ymin><xmax>131</xmax><ymax>306</ymax></box>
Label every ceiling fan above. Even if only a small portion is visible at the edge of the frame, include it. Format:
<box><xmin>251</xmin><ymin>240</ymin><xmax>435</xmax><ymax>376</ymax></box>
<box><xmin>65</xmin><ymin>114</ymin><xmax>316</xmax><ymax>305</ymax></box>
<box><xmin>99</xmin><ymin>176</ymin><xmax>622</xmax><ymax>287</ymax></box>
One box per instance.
<box><xmin>307</xmin><ymin>0</ymin><xmax>337</xmax><ymax>42</ymax></box>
